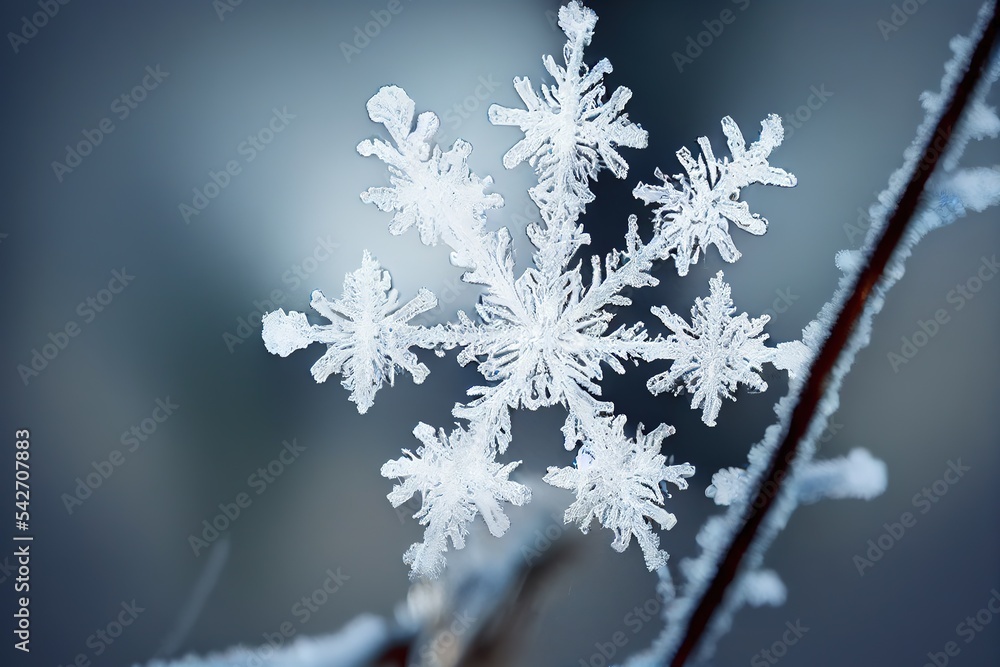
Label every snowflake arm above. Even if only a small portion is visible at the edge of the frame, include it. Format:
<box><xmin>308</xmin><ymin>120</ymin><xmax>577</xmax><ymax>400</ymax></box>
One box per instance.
<box><xmin>261</xmin><ymin>252</ymin><xmax>437</xmax><ymax>414</ymax></box>
<box><xmin>633</xmin><ymin>115</ymin><xmax>797</xmax><ymax>276</ymax></box>
<box><xmin>358</xmin><ymin>86</ymin><xmax>503</xmax><ymax>251</ymax></box>
<box><xmin>544</xmin><ymin>415</ymin><xmax>694</xmax><ymax>571</ymax></box>
<box><xmin>488</xmin><ymin>0</ymin><xmax>647</xmax><ymax>275</ymax></box>
<box><xmin>644</xmin><ymin>271</ymin><xmax>800</xmax><ymax>427</ymax></box>
<box><xmin>358</xmin><ymin>85</ymin><xmax>531</xmax><ymax>325</ymax></box>
<box><xmin>381</xmin><ymin>423</ymin><xmax>530</xmax><ymax>579</ymax></box>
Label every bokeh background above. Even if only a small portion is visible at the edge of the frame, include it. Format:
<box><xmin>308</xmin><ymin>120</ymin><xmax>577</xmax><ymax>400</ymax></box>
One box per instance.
<box><xmin>1</xmin><ymin>1</ymin><xmax>998</xmax><ymax>665</ymax></box>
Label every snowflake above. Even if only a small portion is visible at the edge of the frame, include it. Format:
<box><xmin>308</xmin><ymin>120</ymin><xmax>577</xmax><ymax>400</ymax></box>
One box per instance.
<box><xmin>544</xmin><ymin>418</ymin><xmax>694</xmax><ymax>570</ymax></box>
<box><xmin>261</xmin><ymin>251</ymin><xmax>436</xmax><ymax>414</ymax></box>
<box><xmin>357</xmin><ymin>86</ymin><xmax>503</xmax><ymax>249</ymax></box>
<box><xmin>262</xmin><ymin>1</ymin><xmax>803</xmax><ymax>577</ymax></box>
<box><xmin>381</xmin><ymin>423</ymin><xmax>531</xmax><ymax>580</ymax></box>
<box><xmin>634</xmin><ymin>115</ymin><xmax>797</xmax><ymax>276</ymax></box>
<box><xmin>645</xmin><ymin>271</ymin><xmax>807</xmax><ymax>427</ymax></box>
<box><xmin>488</xmin><ymin>0</ymin><xmax>648</xmax><ymax>264</ymax></box>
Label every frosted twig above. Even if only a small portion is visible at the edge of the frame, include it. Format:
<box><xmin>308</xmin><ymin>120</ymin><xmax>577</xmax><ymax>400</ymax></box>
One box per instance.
<box><xmin>664</xmin><ymin>4</ymin><xmax>1000</xmax><ymax>665</ymax></box>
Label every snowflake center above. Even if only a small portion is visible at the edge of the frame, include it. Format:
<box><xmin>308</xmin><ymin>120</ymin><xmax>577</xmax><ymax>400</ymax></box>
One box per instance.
<box><xmin>354</xmin><ymin>314</ymin><xmax>379</xmax><ymax>341</ymax></box>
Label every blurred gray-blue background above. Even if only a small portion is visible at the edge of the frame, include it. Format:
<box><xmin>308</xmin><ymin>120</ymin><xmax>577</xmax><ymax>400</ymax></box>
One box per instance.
<box><xmin>1</xmin><ymin>1</ymin><xmax>998</xmax><ymax>665</ymax></box>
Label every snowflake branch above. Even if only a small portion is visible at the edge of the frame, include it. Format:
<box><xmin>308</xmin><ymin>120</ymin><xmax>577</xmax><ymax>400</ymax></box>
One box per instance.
<box><xmin>548</xmin><ymin>385</ymin><xmax>694</xmax><ymax>571</ymax></box>
<box><xmin>634</xmin><ymin>115</ymin><xmax>797</xmax><ymax>277</ymax></box>
<box><xmin>358</xmin><ymin>86</ymin><xmax>532</xmax><ymax>324</ymax></box>
<box><xmin>568</xmin><ymin>112</ymin><xmax>796</xmax><ymax>325</ymax></box>
<box><xmin>565</xmin><ymin>214</ymin><xmax>667</xmax><ymax>323</ymax></box>
<box><xmin>262</xmin><ymin>252</ymin><xmax>438</xmax><ymax>414</ymax></box>
<box><xmin>382</xmin><ymin>422</ymin><xmax>530</xmax><ymax>580</ymax></box>
<box><xmin>489</xmin><ymin>1</ymin><xmax>647</xmax><ymax>279</ymax></box>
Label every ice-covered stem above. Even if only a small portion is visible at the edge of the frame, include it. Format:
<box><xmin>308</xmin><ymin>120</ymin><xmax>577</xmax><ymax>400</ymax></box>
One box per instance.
<box><xmin>142</xmin><ymin>615</ymin><xmax>413</xmax><ymax>667</ymax></box>
<box><xmin>488</xmin><ymin>1</ymin><xmax>647</xmax><ymax>280</ymax></box>
<box><xmin>665</xmin><ymin>4</ymin><xmax>1000</xmax><ymax>665</ymax></box>
<box><xmin>141</xmin><ymin>503</ymin><xmax>577</xmax><ymax>667</ymax></box>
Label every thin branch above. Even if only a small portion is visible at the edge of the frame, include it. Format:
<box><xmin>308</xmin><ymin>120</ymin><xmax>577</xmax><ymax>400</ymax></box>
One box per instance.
<box><xmin>667</xmin><ymin>5</ymin><xmax>1000</xmax><ymax>666</ymax></box>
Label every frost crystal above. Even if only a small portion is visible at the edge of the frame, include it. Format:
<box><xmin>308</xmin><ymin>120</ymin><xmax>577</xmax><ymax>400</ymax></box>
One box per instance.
<box><xmin>357</xmin><ymin>86</ymin><xmax>503</xmax><ymax>250</ymax></box>
<box><xmin>381</xmin><ymin>424</ymin><xmax>530</xmax><ymax>580</ymax></box>
<box><xmin>261</xmin><ymin>252</ymin><xmax>436</xmax><ymax>414</ymax></box>
<box><xmin>544</xmin><ymin>419</ymin><xmax>694</xmax><ymax>570</ymax></box>
<box><xmin>634</xmin><ymin>115</ymin><xmax>797</xmax><ymax>276</ymax></box>
<box><xmin>704</xmin><ymin>466</ymin><xmax>750</xmax><ymax>507</ymax></box>
<box><xmin>646</xmin><ymin>271</ymin><xmax>807</xmax><ymax>427</ymax></box>
<box><xmin>262</xmin><ymin>0</ymin><xmax>802</xmax><ymax>578</ymax></box>
<box><xmin>487</xmin><ymin>1</ymin><xmax>648</xmax><ymax>272</ymax></box>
